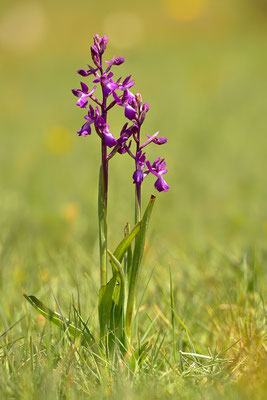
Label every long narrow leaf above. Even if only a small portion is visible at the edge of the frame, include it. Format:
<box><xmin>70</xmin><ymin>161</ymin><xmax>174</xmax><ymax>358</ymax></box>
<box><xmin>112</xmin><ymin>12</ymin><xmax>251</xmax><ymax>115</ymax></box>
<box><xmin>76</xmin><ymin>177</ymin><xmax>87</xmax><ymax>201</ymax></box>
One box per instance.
<box><xmin>107</xmin><ymin>250</ymin><xmax>126</xmax><ymax>340</ymax></box>
<box><xmin>126</xmin><ymin>195</ymin><xmax>156</xmax><ymax>337</ymax></box>
<box><xmin>108</xmin><ymin>249</ymin><xmax>125</xmax><ymax>306</ymax></box>
<box><xmin>113</xmin><ymin>221</ymin><xmax>141</xmax><ymax>262</ymax></box>
<box><xmin>98</xmin><ymin>275</ymin><xmax>117</xmax><ymax>338</ymax></box>
<box><xmin>24</xmin><ymin>294</ymin><xmax>93</xmax><ymax>344</ymax></box>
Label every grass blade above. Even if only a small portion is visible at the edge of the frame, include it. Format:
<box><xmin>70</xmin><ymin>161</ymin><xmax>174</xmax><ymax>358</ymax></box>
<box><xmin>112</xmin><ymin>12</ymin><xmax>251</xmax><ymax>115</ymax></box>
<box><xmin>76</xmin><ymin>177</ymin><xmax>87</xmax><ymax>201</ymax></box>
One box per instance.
<box><xmin>24</xmin><ymin>294</ymin><xmax>93</xmax><ymax>344</ymax></box>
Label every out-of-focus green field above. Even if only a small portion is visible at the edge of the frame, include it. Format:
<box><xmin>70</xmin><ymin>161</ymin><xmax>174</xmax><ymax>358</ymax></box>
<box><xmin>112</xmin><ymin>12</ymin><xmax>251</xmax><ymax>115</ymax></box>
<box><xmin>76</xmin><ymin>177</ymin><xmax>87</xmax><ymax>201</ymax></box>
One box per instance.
<box><xmin>0</xmin><ymin>0</ymin><xmax>266</xmax><ymax>399</ymax></box>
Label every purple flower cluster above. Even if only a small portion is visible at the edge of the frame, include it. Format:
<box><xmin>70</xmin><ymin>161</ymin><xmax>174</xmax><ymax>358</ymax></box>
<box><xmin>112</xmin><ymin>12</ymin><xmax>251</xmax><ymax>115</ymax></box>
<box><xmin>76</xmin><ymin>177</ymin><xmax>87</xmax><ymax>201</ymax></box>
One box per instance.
<box><xmin>72</xmin><ymin>34</ymin><xmax>169</xmax><ymax>193</ymax></box>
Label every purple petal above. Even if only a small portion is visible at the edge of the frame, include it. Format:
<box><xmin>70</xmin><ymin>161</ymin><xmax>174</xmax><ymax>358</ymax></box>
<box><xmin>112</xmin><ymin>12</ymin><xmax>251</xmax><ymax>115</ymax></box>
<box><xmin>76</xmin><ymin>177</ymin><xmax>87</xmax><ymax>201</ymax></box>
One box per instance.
<box><xmin>91</xmin><ymin>45</ymin><xmax>98</xmax><ymax>56</ymax></box>
<box><xmin>77</xmin><ymin>69</ymin><xmax>89</xmax><ymax>77</ymax></box>
<box><xmin>153</xmin><ymin>137</ymin><xmax>167</xmax><ymax>145</ymax></box>
<box><xmin>142</xmin><ymin>103</ymin><xmax>149</xmax><ymax>113</ymax></box>
<box><xmin>123</xmin><ymin>75</ymin><xmax>132</xmax><ymax>85</ymax></box>
<box><xmin>72</xmin><ymin>89</ymin><xmax>81</xmax><ymax>97</ymax></box>
<box><xmin>80</xmin><ymin>82</ymin><xmax>89</xmax><ymax>93</ymax></box>
<box><xmin>104</xmin><ymin>132</ymin><xmax>117</xmax><ymax>147</ymax></box>
<box><xmin>133</xmin><ymin>169</ymin><xmax>144</xmax><ymax>185</ymax></box>
<box><xmin>88</xmin><ymin>104</ymin><xmax>95</xmax><ymax>119</ymax></box>
<box><xmin>125</xmin><ymin>105</ymin><xmax>138</xmax><ymax>121</ymax></box>
<box><xmin>154</xmin><ymin>176</ymin><xmax>170</xmax><ymax>192</ymax></box>
<box><xmin>77</xmin><ymin>121</ymin><xmax>91</xmax><ymax>136</ymax></box>
<box><xmin>99</xmin><ymin>36</ymin><xmax>108</xmax><ymax>53</ymax></box>
<box><xmin>113</xmin><ymin>91</ymin><xmax>122</xmax><ymax>105</ymax></box>
<box><xmin>88</xmin><ymin>86</ymin><xmax>97</xmax><ymax>96</ymax></box>
<box><xmin>114</xmin><ymin>56</ymin><xmax>125</xmax><ymax>66</ymax></box>
<box><xmin>76</xmin><ymin>96</ymin><xmax>88</xmax><ymax>108</ymax></box>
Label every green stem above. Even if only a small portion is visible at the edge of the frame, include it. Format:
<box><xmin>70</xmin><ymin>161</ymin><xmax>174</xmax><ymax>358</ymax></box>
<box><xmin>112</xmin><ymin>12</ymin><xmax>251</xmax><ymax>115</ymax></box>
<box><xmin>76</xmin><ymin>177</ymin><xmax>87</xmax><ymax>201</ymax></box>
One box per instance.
<box><xmin>98</xmin><ymin>164</ymin><xmax>108</xmax><ymax>287</ymax></box>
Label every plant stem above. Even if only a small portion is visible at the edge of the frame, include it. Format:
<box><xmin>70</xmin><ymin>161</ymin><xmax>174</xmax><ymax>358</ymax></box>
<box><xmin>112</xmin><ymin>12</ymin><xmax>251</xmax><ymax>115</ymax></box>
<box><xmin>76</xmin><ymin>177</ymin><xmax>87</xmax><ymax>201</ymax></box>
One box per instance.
<box><xmin>98</xmin><ymin>149</ymin><xmax>108</xmax><ymax>287</ymax></box>
<box><xmin>135</xmin><ymin>123</ymin><xmax>142</xmax><ymax>224</ymax></box>
<box><xmin>135</xmin><ymin>184</ymin><xmax>141</xmax><ymax>224</ymax></box>
<box><xmin>98</xmin><ymin>55</ymin><xmax>108</xmax><ymax>287</ymax></box>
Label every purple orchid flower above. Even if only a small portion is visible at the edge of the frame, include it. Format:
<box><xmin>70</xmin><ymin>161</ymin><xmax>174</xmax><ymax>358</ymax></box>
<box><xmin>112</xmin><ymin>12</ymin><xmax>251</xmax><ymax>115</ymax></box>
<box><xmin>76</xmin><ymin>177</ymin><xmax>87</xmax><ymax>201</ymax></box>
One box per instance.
<box><xmin>125</xmin><ymin>105</ymin><xmax>138</xmax><ymax>121</ymax></box>
<box><xmin>133</xmin><ymin>150</ymin><xmax>146</xmax><ymax>185</ymax></box>
<box><xmin>113</xmin><ymin>88</ymin><xmax>138</xmax><ymax>121</ymax></box>
<box><xmin>72</xmin><ymin>82</ymin><xmax>97</xmax><ymax>108</ymax></box>
<box><xmin>113</xmin><ymin>89</ymin><xmax>135</xmax><ymax>107</ymax></box>
<box><xmin>93</xmin><ymin>72</ymin><xmax>118</xmax><ymax>97</ymax></box>
<box><xmin>77</xmin><ymin>105</ymin><xmax>95</xmax><ymax>136</ymax></box>
<box><xmin>118</xmin><ymin>75</ymin><xmax>135</xmax><ymax>90</ymax></box>
<box><xmin>146</xmin><ymin>158</ymin><xmax>170</xmax><ymax>192</ymax></box>
<box><xmin>117</xmin><ymin>123</ymin><xmax>137</xmax><ymax>154</ymax></box>
<box><xmin>94</xmin><ymin>112</ymin><xmax>117</xmax><ymax>148</ymax></box>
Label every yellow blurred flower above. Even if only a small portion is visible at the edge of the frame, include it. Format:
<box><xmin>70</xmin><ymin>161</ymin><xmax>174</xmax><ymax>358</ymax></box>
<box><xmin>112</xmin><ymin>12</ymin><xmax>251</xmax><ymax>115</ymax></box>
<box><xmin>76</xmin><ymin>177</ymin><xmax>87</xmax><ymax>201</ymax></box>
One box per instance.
<box><xmin>13</xmin><ymin>266</ymin><xmax>23</xmax><ymax>282</ymax></box>
<box><xmin>44</xmin><ymin>126</ymin><xmax>72</xmax><ymax>154</ymax></box>
<box><xmin>163</xmin><ymin>0</ymin><xmax>209</xmax><ymax>21</ymax></box>
<box><xmin>62</xmin><ymin>203</ymin><xmax>79</xmax><ymax>223</ymax></box>
<box><xmin>40</xmin><ymin>269</ymin><xmax>50</xmax><ymax>282</ymax></box>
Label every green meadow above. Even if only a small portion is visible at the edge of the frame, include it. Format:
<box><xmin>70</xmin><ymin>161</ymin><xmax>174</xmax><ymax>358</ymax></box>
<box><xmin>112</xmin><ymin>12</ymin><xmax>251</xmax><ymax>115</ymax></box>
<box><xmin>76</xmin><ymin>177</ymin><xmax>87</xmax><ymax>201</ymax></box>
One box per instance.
<box><xmin>0</xmin><ymin>1</ymin><xmax>266</xmax><ymax>398</ymax></box>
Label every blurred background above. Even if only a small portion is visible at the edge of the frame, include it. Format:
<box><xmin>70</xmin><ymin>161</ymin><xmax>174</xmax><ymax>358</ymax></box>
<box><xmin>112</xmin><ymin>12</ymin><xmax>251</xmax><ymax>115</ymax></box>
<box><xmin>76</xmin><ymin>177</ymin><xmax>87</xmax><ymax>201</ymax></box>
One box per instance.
<box><xmin>0</xmin><ymin>0</ymin><xmax>267</xmax><ymax>269</ymax></box>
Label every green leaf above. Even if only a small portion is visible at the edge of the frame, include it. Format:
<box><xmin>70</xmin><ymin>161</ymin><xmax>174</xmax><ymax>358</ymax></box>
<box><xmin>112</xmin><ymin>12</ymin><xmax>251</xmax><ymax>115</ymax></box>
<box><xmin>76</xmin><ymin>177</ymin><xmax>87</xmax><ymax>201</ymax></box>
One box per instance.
<box><xmin>113</xmin><ymin>221</ymin><xmax>141</xmax><ymax>262</ymax></box>
<box><xmin>107</xmin><ymin>250</ymin><xmax>125</xmax><ymax>307</ymax></box>
<box><xmin>126</xmin><ymin>195</ymin><xmax>156</xmax><ymax>337</ymax></box>
<box><xmin>98</xmin><ymin>275</ymin><xmax>117</xmax><ymax>338</ymax></box>
<box><xmin>107</xmin><ymin>250</ymin><xmax>126</xmax><ymax>341</ymax></box>
<box><xmin>24</xmin><ymin>294</ymin><xmax>93</xmax><ymax>344</ymax></box>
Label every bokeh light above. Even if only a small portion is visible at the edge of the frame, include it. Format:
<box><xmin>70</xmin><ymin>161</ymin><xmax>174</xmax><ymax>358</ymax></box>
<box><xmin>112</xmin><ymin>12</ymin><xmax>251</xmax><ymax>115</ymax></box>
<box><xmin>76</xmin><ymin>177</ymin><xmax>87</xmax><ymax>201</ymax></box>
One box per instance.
<box><xmin>0</xmin><ymin>2</ymin><xmax>46</xmax><ymax>53</ymax></box>
<box><xmin>103</xmin><ymin>11</ymin><xmax>144</xmax><ymax>49</ymax></box>
<box><xmin>163</xmin><ymin>0</ymin><xmax>209</xmax><ymax>21</ymax></box>
<box><xmin>44</xmin><ymin>126</ymin><xmax>72</xmax><ymax>155</ymax></box>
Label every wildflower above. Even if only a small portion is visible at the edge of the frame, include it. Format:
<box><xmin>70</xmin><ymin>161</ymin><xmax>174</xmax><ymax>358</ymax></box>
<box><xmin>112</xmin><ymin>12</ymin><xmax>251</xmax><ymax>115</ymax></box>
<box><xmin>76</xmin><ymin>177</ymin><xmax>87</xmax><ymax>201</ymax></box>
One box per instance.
<box><xmin>94</xmin><ymin>113</ymin><xmax>117</xmax><ymax>147</ymax></box>
<box><xmin>146</xmin><ymin>158</ymin><xmax>170</xmax><ymax>192</ymax></box>
<box><xmin>77</xmin><ymin>105</ymin><xmax>95</xmax><ymax>136</ymax></box>
<box><xmin>72</xmin><ymin>82</ymin><xmax>96</xmax><ymax>108</ymax></box>
<box><xmin>93</xmin><ymin>72</ymin><xmax>118</xmax><ymax>97</ymax></box>
<box><xmin>133</xmin><ymin>151</ymin><xmax>146</xmax><ymax>185</ymax></box>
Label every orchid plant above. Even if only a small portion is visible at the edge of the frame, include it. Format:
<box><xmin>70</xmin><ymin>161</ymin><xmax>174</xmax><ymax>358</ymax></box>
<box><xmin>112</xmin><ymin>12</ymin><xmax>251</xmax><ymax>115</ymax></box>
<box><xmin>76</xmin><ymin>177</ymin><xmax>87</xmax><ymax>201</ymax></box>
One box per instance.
<box><xmin>24</xmin><ymin>34</ymin><xmax>169</xmax><ymax>353</ymax></box>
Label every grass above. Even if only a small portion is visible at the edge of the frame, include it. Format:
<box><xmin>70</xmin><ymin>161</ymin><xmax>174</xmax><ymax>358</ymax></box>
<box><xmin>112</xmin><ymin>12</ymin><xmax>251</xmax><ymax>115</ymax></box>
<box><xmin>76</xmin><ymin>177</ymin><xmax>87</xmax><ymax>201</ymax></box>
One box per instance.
<box><xmin>0</xmin><ymin>1</ymin><xmax>267</xmax><ymax>398</ymax></box>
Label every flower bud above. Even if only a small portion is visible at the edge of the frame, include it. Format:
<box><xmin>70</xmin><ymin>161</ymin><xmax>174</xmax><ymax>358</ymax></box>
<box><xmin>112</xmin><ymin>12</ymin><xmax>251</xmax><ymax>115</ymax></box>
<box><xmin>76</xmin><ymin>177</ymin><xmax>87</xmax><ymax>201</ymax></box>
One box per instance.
<box><xmin>153</xmin><ymin>136</ymin><xmax>167</xmax><ymax>145</ymax></box>
<box><xmin>91</xmin><ymin>45</ymin><xmax>98</xmax><ymax>57</ymax></box>
<box><xmin>142</xmin><ymin>102</ymin><xmax>149</xmax><ymax>113</ymax></box>
<box><xmin>99</xmin><ymin>36</ymin><xmax>108</xmax><ymax>54</ymax></box>
<box><xmin>135</xmin><ymin>93</ymin><xmax>142</xmax><ymax>109</ymax></box>
<box><xmin>91</xmin><ymin>45</ymin><xmax>100</xmax><ymax>67</ymax></box>
<box><xmin>93</xmin><ymin>34</ymin><xmax>101</xmax><ymax>47</ymax></box>
<box><xmin>77</xmin><ymin>69</ymin><xmax>89</xmax><ymax>77</ymax></box>
<box><xmin>114</xmin><ymin>56</ymin><xmax>125</xmax><ymax>66</ymax></box>
<box><xmin>131</xmin><ymin>98</ymin><xmax>138</xmax><ymax>110</ymax></box>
